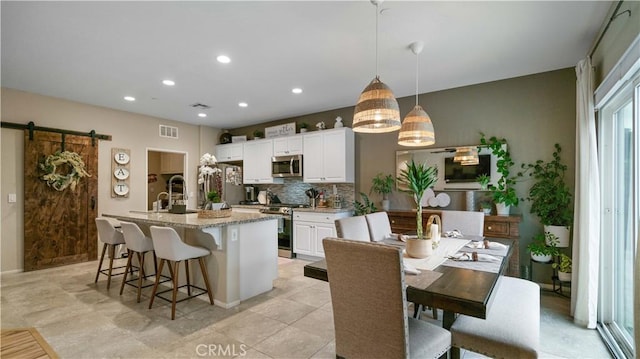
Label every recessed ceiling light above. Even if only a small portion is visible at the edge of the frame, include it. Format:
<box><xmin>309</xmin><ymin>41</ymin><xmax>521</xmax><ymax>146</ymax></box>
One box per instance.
<box><xmin>198</xmin><ymin>113</ymin><xmax>207</xmax><ymax>118</ymax></box>
<box><xmin>217</xmin><ymin>55</ymin><xmax>231</xmax><ymax>64</ymax></box>
<box><xmin>162</xmin><ymin>79</ymin><xmax>175</xmax><ymax>86</ymax></box>
<box><xmin>292</xmin><ymin>88</ymin><xmax>303</xmax><ymax>94</ymax></box>
<box><xmin>238</xmin><ymin>102</ymin><xmax>248</xmax><ymax>108</ymax></box>
<box><xmin>124</xmin><ymin>96</ymin><xmax>135</xmax><ymax>102</ymax></box>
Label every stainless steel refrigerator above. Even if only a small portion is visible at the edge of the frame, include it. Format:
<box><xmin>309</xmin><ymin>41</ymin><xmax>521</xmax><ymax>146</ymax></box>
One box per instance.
<box><xmin>198</xmin><ymin>164</ymin><xmax>244</xmax><ymax>207</ymax></box>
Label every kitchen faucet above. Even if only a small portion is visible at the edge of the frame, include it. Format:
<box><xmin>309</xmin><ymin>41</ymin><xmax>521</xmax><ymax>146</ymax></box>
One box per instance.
<box><xmin>156</xmin><ymin>191</ymin><xmax>169</xmax><ymax>213</ymax></box>
<box><xmin>168</xmin><ymin>175</ymin><xmax>188</xmax><ymax>210</ymax></box>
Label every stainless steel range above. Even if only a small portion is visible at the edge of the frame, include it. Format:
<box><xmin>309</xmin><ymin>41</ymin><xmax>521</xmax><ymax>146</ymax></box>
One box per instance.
<box><xmin>260</xmin><ymin>203</ymin><xmax>309</xmax><ymax>258</ymax></box>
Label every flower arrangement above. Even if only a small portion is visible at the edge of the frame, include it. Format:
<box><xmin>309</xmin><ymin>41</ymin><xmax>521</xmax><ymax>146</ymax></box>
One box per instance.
<box><xmin>198</xmin><ymin>153</ymin><xmax>222</xmax><ymax>205</ymax></box>
<box><xmin>40</xmin><ymin>151</ymin><xmax>91</xmax><ymax>191</ymax></box>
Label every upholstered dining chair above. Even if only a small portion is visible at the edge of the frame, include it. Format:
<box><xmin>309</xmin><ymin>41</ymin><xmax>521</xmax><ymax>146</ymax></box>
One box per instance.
<box><xmin>365</xmin><ymin>211</ymin><xmax>393</xmax><ymax>242</ymax></box>
<box><xmin>335</xmin><ymin>216</ymin><xmax>371</xmax><ymax>242</ymax></box>
<box><xmin>95</xmin><ymin>218</ymin><xmax>127</xmax><ymax>289</ymax></box>
<box><xmin>323</xmin><ymin>237</ymin><xmax>451</xmax><ymax>358</ymax></box>
<box><xmin>441</xmin><ymin>210</ymin><xmax>485</xmax><ymax>237</ymax></box>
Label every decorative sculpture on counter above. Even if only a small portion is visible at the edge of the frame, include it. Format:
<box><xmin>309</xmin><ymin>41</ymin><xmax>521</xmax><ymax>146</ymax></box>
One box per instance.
<box><xmin>316</xmin><ymin>121</ymin><xmax>326</xmax><ymax>130</ymax></box>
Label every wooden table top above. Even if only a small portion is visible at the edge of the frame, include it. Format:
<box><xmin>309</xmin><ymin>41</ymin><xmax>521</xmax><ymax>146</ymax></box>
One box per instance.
<box><xmin>303</xmin><ymin>237</ymin><xmax>514</xmax><ymax>321</ymax></box>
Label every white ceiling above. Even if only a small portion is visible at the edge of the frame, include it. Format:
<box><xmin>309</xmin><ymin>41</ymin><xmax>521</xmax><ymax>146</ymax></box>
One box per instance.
<box><xmin>1</xmin><ymin>1</ymin><xmax>612</xmax><ymax>129</ymax></box>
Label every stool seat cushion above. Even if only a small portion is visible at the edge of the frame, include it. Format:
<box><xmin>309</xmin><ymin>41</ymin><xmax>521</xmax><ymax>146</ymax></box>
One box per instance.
<box><xmin>408</xmin><ymin>317</ymin><xmax>451</xmax><ymax>359</ymax></box>
<box><xmin>450</xmin><ymin>276</ymin><xmax>540</xmax><ymax>359</ymax></box>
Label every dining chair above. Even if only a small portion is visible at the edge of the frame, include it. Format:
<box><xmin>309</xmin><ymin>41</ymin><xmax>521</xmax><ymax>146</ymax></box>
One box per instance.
<box><xmin>450</xmin><ymin>276</ymin><xmax>540</xmax><ymax>358</ymax></box>
<box><xmin>334</xmin><ymin>216</ymin><xmax>371</xmax><ymax>242</ymax></box>
<box><xmin>441</xmin><ymin>210</ymin><xmax>485</xmax><ymax>237</ymax></box>
<box><xmin>323</xmin><ymin>237</ymin><xmax>451</xmax><ymax>358</ymax></box>
<box><xmin>364</xmin><ymin>211</ymin><xmax>393</xmax><ymax>242</ymax></box>
<box><xmin>94</xmin><ymin>218</ymin><xmax>127</xmax><ymax>289</ymax></box>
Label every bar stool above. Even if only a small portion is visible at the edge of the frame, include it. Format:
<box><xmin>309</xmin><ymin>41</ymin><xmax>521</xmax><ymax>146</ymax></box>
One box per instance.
<box><xmin>148</xmin><ymin>226</ymin><xmax>214</xmax><ymax>320</ymax></box>
<box><xmin>94</xmin><ymin>218</ymin><xmax>127</xmax><ymax>289</ymax></box>
<box><xmin>119</xmin><ymin>221</ymin><xmax>168</xmax><ymax>303</ymax></box>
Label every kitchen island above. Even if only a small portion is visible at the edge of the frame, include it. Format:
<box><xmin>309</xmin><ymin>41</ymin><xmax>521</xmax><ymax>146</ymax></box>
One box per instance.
<box><xmin>103</xmin><ymin>210</ymin><xmax>279</xmax><ymax>308</ymax></box>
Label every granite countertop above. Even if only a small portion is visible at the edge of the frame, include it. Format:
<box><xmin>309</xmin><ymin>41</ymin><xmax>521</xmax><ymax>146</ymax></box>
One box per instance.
<box><xmin>294</xmin><ymin>207</ymin><xmax>354</xmax><ymax>214</ymax></box>
<box><xmin>103</xmin><ymin>210</ymin><xmax>279</xmax><ymax>229</ymax></box>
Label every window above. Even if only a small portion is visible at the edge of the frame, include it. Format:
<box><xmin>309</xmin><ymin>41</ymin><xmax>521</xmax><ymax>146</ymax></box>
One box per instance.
<box><xmin>598</xmin><ymin>69</ymin><xmax>638</xmax><ymax>359</ymax></box>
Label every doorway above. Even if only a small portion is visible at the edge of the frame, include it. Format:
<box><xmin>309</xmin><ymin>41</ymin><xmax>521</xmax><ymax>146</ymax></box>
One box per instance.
<box><xmin>147</xmin><ymin>150</ymin><xmax>186</xmax><ymax>210</ymax></box>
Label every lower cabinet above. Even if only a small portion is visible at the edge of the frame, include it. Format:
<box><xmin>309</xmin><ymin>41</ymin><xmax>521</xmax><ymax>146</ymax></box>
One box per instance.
<box><xmin>293</xmin><ymin>211</ymin><xmax>352</xmax><ymax>258</ymax></box>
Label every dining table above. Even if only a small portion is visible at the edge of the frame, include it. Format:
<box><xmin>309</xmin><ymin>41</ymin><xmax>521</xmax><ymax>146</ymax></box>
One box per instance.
<box><xmin>303</xmin><ymin>236</ymin><xmax>514</xmax><ymax>359</ymax></box>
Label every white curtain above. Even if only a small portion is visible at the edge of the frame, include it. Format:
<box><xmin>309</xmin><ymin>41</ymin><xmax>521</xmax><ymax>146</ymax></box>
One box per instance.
<box><xmin>572</xmin><ymin>57</ymin><xmax>600</xmax><ymax>328</ymax></box>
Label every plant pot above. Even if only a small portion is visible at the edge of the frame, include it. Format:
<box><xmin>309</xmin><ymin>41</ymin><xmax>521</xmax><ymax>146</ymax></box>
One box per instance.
<box><xmin>544</xmin><ymin>225</ymin><xmax>571</xmax><ymax>247</ymax></box>
<box><xmin>495</xmin><ymin>203</ymin><xmax>510</xmax><ymax>215</ymax></box>
<box><xmin>482</xmin><ymin>208</ymin><xmax>492</xmax><ymax>215</ymax></box>
<box><xmin>406</xmin><ymin>238</ymin><xmax>433</xmax><ymax>259</ymax></box>
<box><xmin>531</xmin><ymin>252</ymin><xmax>552</xmax><ymax>263</ymax></box>
<box><xmin>300</xmin><ymin>128</ymin><xmax>307</xmax><ymax>133</ymax></box>
<box><xmin>557</xmin><ymin>271</ymin><xmax>571</xmax><ymax>282</ymax></box>
<box><xmin>381</xmin><ymin>199</ymin><xmax>390</xmax><ymax>211</ymax></box>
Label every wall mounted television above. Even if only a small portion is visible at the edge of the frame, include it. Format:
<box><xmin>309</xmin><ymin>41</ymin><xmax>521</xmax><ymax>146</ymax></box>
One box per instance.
<box><xmin>444</xmin><ymin>155</ymin><xmax>491</xmax><ymax>183</ymax></box>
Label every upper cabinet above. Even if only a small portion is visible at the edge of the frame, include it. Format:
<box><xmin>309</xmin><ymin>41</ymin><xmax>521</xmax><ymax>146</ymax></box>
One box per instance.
<box><xmin>215</xmin><ymin>143</ymin><xmax>243</xmax><ymax>162</ymax></box>
<box><xmin>243</xmin><ymin>139</ymin><xmax>283</xmax><ymax>184</ymax></box>
<box><xmin>303</xmin><ymin>128</ymin><xmax>354</xmax><ymax>183</ymax></box>
<box><xmin>273</xmin><ymin>135</ymin><xmax>303</xmax><ymax>156</ymax></box>
<box><xmin>160</xmin><ymin>152</ymin><xmax>184</xmax><ymax>174</ymax></box>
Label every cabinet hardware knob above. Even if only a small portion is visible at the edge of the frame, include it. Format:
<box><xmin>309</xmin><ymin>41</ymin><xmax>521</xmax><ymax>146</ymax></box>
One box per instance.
<box><xmin>488</xmin><ymin>226</ymin><xmax>492</xmax><ymax>230</ymax></box>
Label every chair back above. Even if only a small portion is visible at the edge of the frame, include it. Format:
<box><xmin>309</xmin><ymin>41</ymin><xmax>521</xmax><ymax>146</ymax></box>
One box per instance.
<box><xmin>323</xmin><ymin>238</ymin><xmax>409</xmax><ymax>358</ymax></box>
<box><xmin>149</xmin><ymin>226</ymin><xmax>189</xmax><ymax>261</ymax></box>
<box><xmin>365</xmin><ymin>211</ymin><xmax>393</xmax><ymax>242</ymax></box>
<box><xmin>95</xmin><ymin>218</ymin><xmax>125</xmax><ymax>245</ymax></box>
<box><xmin>120</xmin><ymin>221</ymin><xmax>154</xmax><ymax>253</ymax></box>
<box><xmin>335</xmin><ymin>216</ymin><xmax>370</xmax><ymax>242</ymax></box>
<box><xmin>441</xmin><ymin>210</ymin><xmax>485</xmax><ymax>236</ymax></box>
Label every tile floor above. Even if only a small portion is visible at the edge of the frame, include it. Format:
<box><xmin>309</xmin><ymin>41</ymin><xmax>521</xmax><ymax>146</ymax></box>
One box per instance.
<box><xmin>1</xmin><ymin>258</ymin><xmax>612</xmax><ymax>358</ymax></box>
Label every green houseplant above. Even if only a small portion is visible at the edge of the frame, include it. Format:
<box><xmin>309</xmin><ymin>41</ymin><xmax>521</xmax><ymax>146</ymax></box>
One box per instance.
<box><xmin>353</xmin><ymin>192</ymin><xmax>377</xmax><ymax>216</ymax></box>
<box><xmin>527</xmin><ymin>233</ymin><xmax>558</xmax><ymax>263</ymax></box>
<box><xmin>476</xmin><ymin>173</ymin><xmax>490</xmax><ymax>190</ymax></box>
<box><xmin>397</xmin><ymin>159</ymin><xmax>438</xmax><ymax>258</ymax></box>
<box><xmin>480</xmin><ymin>133</ymin><xmax>519</xmax><ymax>214</ymax></box>
<box><xmin>522</xmin><ymin>143</ymin><xmax>572</xmax><ymax>247</ymax></box>
<box><xmin>253</xmin><ymin>129</ymin><xmax>264</xmax><ymax>139</ymax></box>
<box><xmin>370</xmin><ymin>173</ymin><xmax>395</xmax><ymax>211</ymax></box>
<box><xmin>299</xmin><ymin>122</ymin><xmax>309</xmax><ymax>133</ymax></box>
<box><xmin>552</xmin><ymin>253</ymin><xmax>572</xmax><ymax>281</ymax></box>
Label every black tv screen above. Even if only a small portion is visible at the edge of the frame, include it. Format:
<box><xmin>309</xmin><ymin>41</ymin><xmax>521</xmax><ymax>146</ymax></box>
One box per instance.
<box><xmin>444</xmin><ymin>155</ymin><xmax>491</xmax><ymax>183</ymax></box>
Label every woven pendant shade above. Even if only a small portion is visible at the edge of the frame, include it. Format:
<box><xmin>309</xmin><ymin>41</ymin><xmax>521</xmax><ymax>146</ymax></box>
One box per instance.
<box><xmin>461</xmin><ymin>157</ymin><xmax>480</xmax><ymax>165</ymax></box>
<box><xmin>454</xmin><ymin>146</ymin><xmax>479</xmax><ymax>163</ymax></box>
<box><xmin>397</xmin><ymin>105</ymin><xmax>435</xmax><ymax>146</ymax></box>
<box><xmin>353</xmin><ymin>77</ymin><xmax>401</xmax><ymax>133</ymax></box>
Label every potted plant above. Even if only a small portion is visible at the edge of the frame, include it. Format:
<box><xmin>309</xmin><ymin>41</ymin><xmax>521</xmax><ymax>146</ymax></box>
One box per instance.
<box><xmin>476</xmin><ymin>173</ymin><xmax>490</xmax><ymax>190</ymax></box>
<box><xmin>522</xmin><ymin>143</ymin><xmax>572</xmax><ymax>247</ymax></box>
<box><xmin>370</xmin><ymin>173</ymin><xmax>394</xmax><ymax>211</ymax></box>
<box><xmin>253</xmin><ymin>129</ymin><xmax>264</xmax><ymax>139</ymax></box>
<box><xmin>527</xmin><ymin>233</ymin><xmax>558</xmax><ymax>263</ymax></box>
<box><xmin>480</xmin><ymin>201</ymin><xmax>492</xmax><ymax>215</ymax></box>
<box><xmin>299</xmin><ymin>122</ymin><xmax>309</xmax><ymax>133</ymax></box>
<box><xmin>480</xmin><ymin>133</ymin><xmax>519</xmax><ymax>215</ymax></box>
<box><xmin>552</xmin><ymin>253</ymin><xmax>572</xmax><ymax>282</ymax></box>
<box><xmin>353</xmin><ymin>192</ymin><xmax>377</xmax><ymax>215</ymax></box>
<box><xmin>397</xmin><ymin>159</ymin><xmax>438</xmax><ymax>258</ymax></box>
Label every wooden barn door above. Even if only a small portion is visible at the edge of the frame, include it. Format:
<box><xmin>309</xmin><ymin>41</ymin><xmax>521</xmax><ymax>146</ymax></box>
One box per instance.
<box><xmin>24</xmin><ymin>131</ymin><xmax>98</xmax><ymax>271</ymax></box>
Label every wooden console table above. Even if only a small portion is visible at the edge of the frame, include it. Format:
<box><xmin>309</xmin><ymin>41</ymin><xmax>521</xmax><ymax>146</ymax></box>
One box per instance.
<box><xmin>386</xmin><ymin>210</ymin><xmax>521</xmax><ymax>277</ymax></box>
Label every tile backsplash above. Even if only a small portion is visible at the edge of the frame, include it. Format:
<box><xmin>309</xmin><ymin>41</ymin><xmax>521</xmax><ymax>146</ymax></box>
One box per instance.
<box><xmin>255</xmin><ymin>179</ymin><xmax>354</xmax><ymax>208</ymax></box>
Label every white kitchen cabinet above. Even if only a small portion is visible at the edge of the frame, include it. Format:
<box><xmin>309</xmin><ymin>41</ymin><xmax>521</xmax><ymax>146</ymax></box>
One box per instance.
<box><xmin>160</xmin><ymin>152</ymin><xmax>184</xmax><ymax>174</ymax></box>
<box><xmin>243</xmin><ymin>139</ymin><xmax>283</xmax><ymax>184</ymax></box>
<box><xmin>215</xmin><ymin>143</ymin><xmax>243</xmax><ymax>162</ymax></box>
<box><xmin>273</xmin><ymin>135</ymin><xmax>303</xmax><ymax>156</ymax></box>
<box><xmin>303</xmin><ymin>128</ymin><xmax>354</xmax><ymax>183</ymax></box>
<box><xmin>293</xmin><ymin>211</ymin><xmax>352</xmax><ymax>258</ymax></box>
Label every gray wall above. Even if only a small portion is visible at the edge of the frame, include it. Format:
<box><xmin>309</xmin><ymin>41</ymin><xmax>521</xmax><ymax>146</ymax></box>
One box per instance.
<box><xmin>234</xmin><ymin>68</ymin><xmax>577</xmax><ymax>281</ymax></box>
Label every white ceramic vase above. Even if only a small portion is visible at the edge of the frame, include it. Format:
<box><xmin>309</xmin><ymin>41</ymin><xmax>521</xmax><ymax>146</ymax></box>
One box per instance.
<box><xmin>495</xmin><ymin>203</ymin><xmax>510</xmax><ymax>215</ymax></box>
<box><xmin>381</xmin><ymin>199</ymin><xmax>390</xmax><ymax>211</ymax></box>
<box><xmin>557</xmin><ymin>271</ymin><xmax>571</xmax><ymax>282</ymax></box>
<box><xmin>406</xmin><ymin>238</ymin><xmax>433</xmax><ymax>259</ymax></box>
<box><xmin>531</xmin><ymin>253</ymin><xmax>552</xmax><ymax>263</ymax></box>
<box><xmin>544</xmin><ymin>225</ymin><xmax>571</xmax><ymax>247</ymax></box>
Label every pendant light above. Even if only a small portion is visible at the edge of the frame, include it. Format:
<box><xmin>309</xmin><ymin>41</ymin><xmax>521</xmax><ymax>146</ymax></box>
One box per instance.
<box><xmin>353</xmin><ymin>0</ymin><xmax>401</xmax><ymax>133</ymax></box>
<box><xmin>454</xmin><ymin>146</ymin><xmax>479</xmax><ymax>165</ymax></box>
<box><xmin>398</xmin><ymin>41</ymin><xmax>436</xmax><ymax>146</ymax></box>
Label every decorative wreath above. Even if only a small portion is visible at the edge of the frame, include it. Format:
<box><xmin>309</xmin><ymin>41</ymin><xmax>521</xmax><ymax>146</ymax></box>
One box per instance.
<box><xmin>40</xmin><ymin>151</ymin><xmax>91</xmax><ymax>191</ymax></box>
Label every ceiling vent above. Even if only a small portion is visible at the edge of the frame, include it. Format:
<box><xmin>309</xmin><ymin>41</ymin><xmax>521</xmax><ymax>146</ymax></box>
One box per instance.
<box><xmin>190</xmin><ymin>103</ymin><xmax>211</xmax><ymax>109</ymax></box>
<box><xmin>159</xmin><ymin>125</ymin><xmax>179</xmax><ymax>139</ymax></box>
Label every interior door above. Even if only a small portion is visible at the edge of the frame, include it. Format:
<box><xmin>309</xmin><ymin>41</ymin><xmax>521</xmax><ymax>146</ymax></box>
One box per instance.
<box><xmin>23</xmin><ymin>131</ymin><xmax>98</xmax><ymax>271</ymax></box>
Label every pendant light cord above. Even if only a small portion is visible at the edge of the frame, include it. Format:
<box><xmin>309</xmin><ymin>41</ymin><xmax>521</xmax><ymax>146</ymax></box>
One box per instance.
<box><xmin>375</xmin><ymin>2</ymin><xmax>379</xmax><ymax>78</ymax></box>
<box><xmin>415</xmin><ymin>51</ymin><xmax>419</xmax><ymax>106</ymax></box>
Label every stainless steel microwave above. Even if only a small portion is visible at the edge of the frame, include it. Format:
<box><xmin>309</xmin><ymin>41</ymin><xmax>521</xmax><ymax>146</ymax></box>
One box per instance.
<box><xmin>272</xmin><ymin>155</ymin><xmax>302</xmax><ymax>177</ymax></box>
